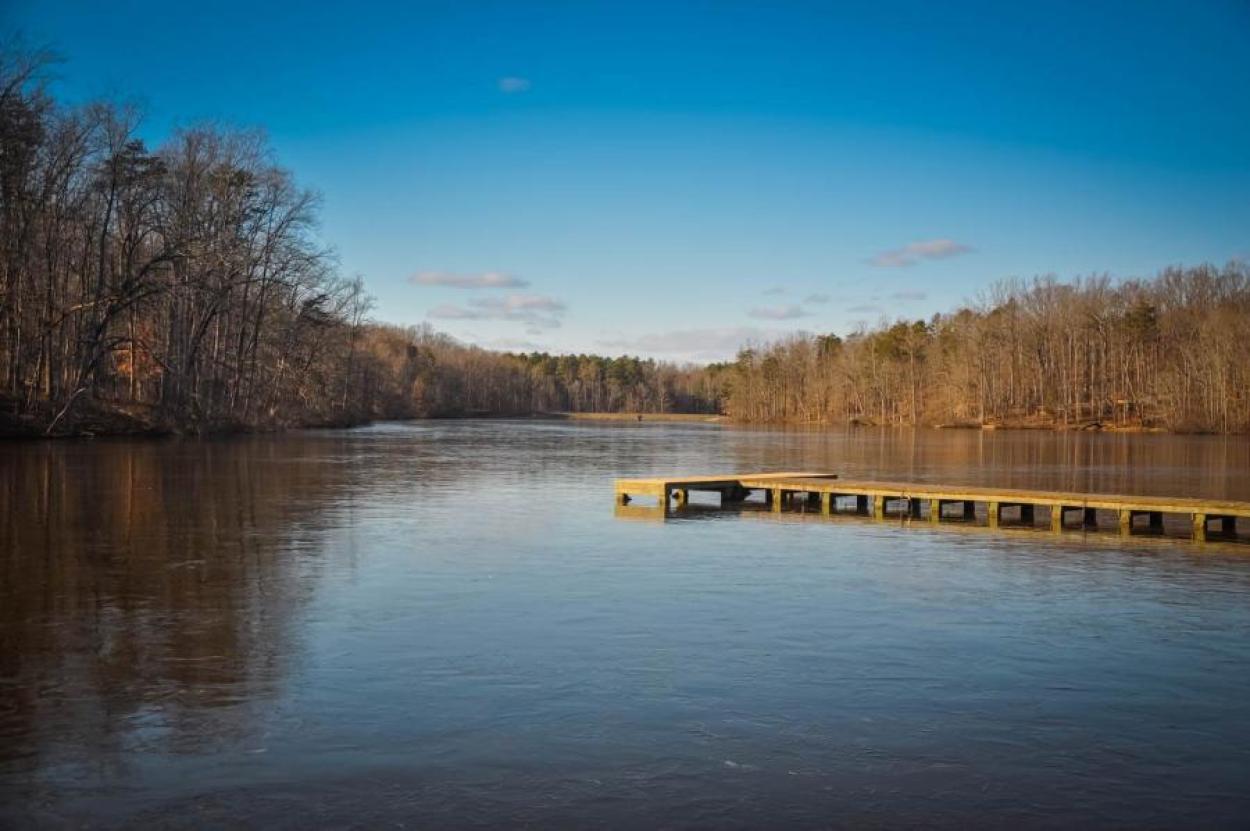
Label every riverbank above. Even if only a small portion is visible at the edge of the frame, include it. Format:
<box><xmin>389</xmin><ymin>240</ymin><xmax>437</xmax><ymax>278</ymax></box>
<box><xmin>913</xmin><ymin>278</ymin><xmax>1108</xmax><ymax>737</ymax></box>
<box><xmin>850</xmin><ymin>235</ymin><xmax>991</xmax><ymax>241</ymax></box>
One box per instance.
<box><xmin>0</xmin><ymin>399</ymin><xmax>1211</xmax><ymax>439</ymax></box>
<box><xmin>0</xmin><ymin>399</ymin><xmax>168</xmax><ymax>439</ymax></box>
<box><xmin>0</xmin><ymin>401</ymin><xmax>725</xmax><ymax>439</ymax></box>
<box><xmin>0</xmin><ymin>397</ymin><xmax>374</xmax><ymax>440</ymax></box>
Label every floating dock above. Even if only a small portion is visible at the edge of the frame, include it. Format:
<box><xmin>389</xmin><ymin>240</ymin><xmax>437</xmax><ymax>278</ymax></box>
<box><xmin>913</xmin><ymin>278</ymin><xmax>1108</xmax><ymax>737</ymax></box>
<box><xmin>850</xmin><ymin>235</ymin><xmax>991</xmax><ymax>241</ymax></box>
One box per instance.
<box><xmin>614</xmin><ymin>472</ymin><xmax>1249</xmax><ymax>542</ymax></box>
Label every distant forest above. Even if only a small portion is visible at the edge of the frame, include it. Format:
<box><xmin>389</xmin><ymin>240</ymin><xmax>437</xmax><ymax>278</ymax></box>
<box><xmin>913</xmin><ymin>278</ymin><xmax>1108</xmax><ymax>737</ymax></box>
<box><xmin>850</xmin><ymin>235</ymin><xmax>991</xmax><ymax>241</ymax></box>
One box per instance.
<box><xmin>716</xmin><ymin>265</ymin><xmax>1250</xmax><ymax>433</ymax></box>
<box><xmin>3</xmin><ymin>48</ymin><xmax>1248</xmax><ymax>436</ymax></box>
<box><xmin>0</xmin><ymin>48</ymin><xmax>719</xmax><ymax>435</ymax></box>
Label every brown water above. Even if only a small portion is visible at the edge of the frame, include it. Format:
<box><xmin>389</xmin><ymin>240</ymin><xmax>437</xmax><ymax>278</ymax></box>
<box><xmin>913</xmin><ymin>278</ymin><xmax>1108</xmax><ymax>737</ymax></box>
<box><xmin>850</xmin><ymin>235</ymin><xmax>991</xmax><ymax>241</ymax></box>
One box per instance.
<box><xmin>2</xmin><ymin>422</ymin><xmax>1249</xmax><ymax>828</ymax></box>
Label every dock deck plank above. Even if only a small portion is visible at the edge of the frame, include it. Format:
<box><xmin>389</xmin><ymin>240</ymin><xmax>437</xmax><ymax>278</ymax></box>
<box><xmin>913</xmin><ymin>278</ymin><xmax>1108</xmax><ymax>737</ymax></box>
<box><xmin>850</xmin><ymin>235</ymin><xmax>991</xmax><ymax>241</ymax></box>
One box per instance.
<box><xmin>614</xmin><ymin>471</ymin><xmax>1250</xmax><ymax>540</ymax></box>
<box><xmin>736</xmin><ymin>476</ymin><xmax>1250</xmax><ymax>517</ymax></box>
<box><xmin>614</xmin><ymin>471</ymin><xmax>836</xmax><ymax>497</ymax></box>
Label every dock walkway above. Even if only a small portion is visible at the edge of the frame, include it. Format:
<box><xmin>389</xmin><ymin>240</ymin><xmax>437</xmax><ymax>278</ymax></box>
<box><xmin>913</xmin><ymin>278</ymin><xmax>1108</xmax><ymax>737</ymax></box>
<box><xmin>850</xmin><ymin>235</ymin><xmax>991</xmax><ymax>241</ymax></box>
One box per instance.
<box><xmin>615</xmin><ymin>472</ymin><xmax>1249</xmax><ymax>541</ymax></box>
<box><xmin>614</xmin><ymin>472</ymin><xmax>837</xmax><ymax>508</ymax></box>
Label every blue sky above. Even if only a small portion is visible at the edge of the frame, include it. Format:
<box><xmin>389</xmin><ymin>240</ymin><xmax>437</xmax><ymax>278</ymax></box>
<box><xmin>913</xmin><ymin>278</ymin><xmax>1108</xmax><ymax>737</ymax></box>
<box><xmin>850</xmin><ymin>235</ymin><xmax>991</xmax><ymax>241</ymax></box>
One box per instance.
<box><xmin>7</xmin><ymin>1</ymin><xmax>1250</xmax><ymax>361</ymax></box>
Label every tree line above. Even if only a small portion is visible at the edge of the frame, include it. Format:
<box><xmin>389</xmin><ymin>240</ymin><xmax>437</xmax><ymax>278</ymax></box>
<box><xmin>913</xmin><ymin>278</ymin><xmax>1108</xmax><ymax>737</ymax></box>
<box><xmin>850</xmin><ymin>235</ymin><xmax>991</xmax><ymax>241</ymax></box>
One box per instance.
<box><xmin>1</xmin><ymin>47</ymin><xmax>373</xmax><ymax>434</ymax></box>
<box><xmin>3</xmin><ymin>46</ymin><xmax>1247</xmax><ymax>435</ymax></box>
<box><xmin>714</xmin><ymin>265</ymin><xmax>1250</xmax><ymax>433</ymax></box>
<box><xmin>354</xmin><ymin>325</ymin><xmax>719</xmax><ymax>419</ymax></box>
<box><xmin>0</xmin><ymin>47</ymin><xmax>714</xmax><ymax>434</ymax></box>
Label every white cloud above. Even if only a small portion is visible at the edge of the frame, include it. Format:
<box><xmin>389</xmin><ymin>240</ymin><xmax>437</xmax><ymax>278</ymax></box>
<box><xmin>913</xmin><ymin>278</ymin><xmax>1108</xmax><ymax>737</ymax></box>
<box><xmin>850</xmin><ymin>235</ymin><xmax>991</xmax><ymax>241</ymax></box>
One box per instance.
<box><xmin>482</xmin><ymin>337</ymin><xmax>548</xmax><ymax>352</ymax></box>
<box><xmin>597</xmin><ymin>326</ymin><xmax>796</xmax><ymax>361</ymax></box>
<box><xmin>870</xmin><ymin>239</ymin><xmax>973</xmax><ymax>268</ymax></box>
<box><xmin>748</xmin><ymin>304</ymin><xmax>809</xmax><ymax>320</ymax></box>
<box><xmin>498</xmin><ymin>76</ymin><xmax>531</xmax><ymax>93</ymax></box>
<box><xmin>409</xmin><ymin>271</ymin><xmax>529</xmax><ymax>289</ymax></box>
<box><xmin>428</xmin><ymin>293</ymin><xmax>566</xmax><ymax>329</ymax></box>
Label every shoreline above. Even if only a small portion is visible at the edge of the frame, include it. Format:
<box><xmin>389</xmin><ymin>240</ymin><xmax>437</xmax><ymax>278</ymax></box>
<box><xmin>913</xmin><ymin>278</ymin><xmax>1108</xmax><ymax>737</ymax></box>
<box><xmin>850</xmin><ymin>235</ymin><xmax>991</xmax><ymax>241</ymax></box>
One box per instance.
<box><xmin>1</xmin><ymin>407</ymin><xmax>1220</xmax><ymax>440</ymax></box>
<box><xmin>543</xmin><ymin>412</ymin><xmax>726</xmax><ymax>424</ymax></box>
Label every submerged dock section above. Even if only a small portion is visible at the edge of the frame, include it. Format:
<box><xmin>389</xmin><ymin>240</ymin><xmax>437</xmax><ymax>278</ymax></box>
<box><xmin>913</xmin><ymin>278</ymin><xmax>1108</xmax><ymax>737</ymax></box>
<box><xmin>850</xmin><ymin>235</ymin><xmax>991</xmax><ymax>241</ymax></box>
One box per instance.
<box><xmin>615</xmin><ymin>472</ymin><xmax>1249</xmax><ymax>542</ymax></box>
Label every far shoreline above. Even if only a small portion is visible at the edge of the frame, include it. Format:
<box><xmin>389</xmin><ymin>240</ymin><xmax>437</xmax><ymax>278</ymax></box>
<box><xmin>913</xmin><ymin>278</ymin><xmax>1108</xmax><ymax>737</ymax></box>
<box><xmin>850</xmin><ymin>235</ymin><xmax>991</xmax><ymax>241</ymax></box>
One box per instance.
<box><xmin>2</xmin><ymin>405</ymin><xmax>1224</xmax><ymax>441</ymax></box>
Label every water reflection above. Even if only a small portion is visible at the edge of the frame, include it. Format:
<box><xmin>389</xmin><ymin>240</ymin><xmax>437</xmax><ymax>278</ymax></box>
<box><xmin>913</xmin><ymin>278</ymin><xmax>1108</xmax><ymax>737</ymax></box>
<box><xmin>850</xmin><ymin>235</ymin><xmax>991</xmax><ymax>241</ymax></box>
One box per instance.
<box><xmin>0</xmin><ymin>438</ymin><xmax>349</xmax><ymax>784</ymax></box>
<box><xmin>630</xmin><ymin>492</ymin><xmax>1248</xmax><ymax>544</ymax></box>
<box><xmin>1</xmin><ymin>423</ymin><xmax>1249</xmax><ymax>827</ymax></box>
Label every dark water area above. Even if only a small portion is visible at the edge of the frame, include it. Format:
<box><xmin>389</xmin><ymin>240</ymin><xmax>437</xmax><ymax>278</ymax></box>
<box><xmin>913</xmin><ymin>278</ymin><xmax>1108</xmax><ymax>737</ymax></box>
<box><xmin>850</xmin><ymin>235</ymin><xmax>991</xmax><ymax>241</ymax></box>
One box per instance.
<box><xmin>2</xmin><ymin>422</ymin><xmax>1250</xmax><ymax>828</ymax></box>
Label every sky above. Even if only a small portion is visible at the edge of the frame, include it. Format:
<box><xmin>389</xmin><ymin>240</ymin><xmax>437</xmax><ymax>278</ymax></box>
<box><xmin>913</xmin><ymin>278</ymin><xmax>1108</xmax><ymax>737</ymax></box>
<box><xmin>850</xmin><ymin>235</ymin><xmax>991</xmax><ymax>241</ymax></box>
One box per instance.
<box><xmin>6</xmin><ymin>0</ymin><xmax>1250</xmax><ymax>362</ymax></box>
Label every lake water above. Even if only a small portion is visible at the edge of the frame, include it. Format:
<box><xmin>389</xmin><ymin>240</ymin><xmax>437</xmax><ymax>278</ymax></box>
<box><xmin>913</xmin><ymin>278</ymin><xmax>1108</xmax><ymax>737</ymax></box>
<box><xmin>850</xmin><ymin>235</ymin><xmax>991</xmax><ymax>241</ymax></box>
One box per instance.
<box><xmin>2</xmin><ymin>421</ymin><xmax>1250</xmax><ymax>828</ymax></box>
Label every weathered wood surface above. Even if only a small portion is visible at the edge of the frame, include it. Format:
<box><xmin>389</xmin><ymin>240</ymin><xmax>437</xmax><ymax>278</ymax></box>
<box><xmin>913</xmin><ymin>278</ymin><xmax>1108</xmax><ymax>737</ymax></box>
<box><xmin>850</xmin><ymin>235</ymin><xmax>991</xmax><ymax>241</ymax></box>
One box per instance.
<box><xmin>614</xmin><ymin>472</ymin><xmax>836</xmax><ymax>498</ymax></box>
<box><xmin>736</xmin><ymin>476</ymin><xmax>1250</xmax><ymax>517</ymax></box>
<box><xmin>614</xmin><ymin>471</ymin><xmax>1248</xmax><ymax>541</ymax></box>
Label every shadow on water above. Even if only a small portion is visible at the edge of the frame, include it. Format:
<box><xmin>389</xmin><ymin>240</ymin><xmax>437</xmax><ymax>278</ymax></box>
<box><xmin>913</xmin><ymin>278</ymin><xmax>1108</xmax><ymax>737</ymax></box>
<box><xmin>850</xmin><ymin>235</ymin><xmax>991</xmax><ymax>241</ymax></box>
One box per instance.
<box><xmin>619</xmin><ymin>498</ymin><xmax>1250</xmax><ymax>548</ymax></box>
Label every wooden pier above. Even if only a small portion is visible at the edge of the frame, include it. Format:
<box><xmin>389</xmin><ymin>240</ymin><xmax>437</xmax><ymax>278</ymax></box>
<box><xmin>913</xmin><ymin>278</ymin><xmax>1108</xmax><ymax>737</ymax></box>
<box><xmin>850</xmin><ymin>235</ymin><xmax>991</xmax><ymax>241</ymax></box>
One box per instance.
<box><xmin>615</xmin><ymin>472</ymin><xmax>1249</xmax><ymax>542</ymax></box>
<box><xmin>614</xmin><ymin>472</ymin><xmax>838</xmax><ymax>509</ymax></box>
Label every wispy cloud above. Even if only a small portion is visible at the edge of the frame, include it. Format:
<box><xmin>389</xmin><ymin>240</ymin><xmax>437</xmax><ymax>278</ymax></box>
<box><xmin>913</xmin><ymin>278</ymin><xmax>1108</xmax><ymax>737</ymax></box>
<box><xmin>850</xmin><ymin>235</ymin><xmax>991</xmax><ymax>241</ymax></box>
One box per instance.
<box><xmin>890</xmin><ymin>289</ymin><xmax>928</xmax><ymax>301</ymax></box>
<box><xmin>762</xmin><ymin>286</ymin><xmax>786</xmax><ymax>296</ymax></box>
<box><xmin>870</xmin><ymin>239</ymin><xmax>973</xmax><ymax>268</ymax></box>
<box><xmin>429</xmin><ymin>293</ymin><xmax>566</xmax><ymax>329</ymax></box>
<box><xmin>597</xmin><ymin>326</ymin><xmax>795</xmax><ymax>361</ymax></box>
<box><xmin>483</xmin><ymin>337</ymin><xmax>548</xmax><ymax>352</ymax></box>
<box><xmin>804</xmin><ymin>293</ymin><xmax>831</xmax><ymax>304</ymax></box>
<box><xmin>410</xmin><ymin>270</ymin><xmax>529</xmax><ymax>289</ymax></box>
<box><xmin>498</xmin><ymin>76</ymin><xmax>531</xmax><ymax>93</ymax></box>
<box><xmin>748</xmin><ymin>304</ymin><xmax>809</xmax><ymax>320</ymax></box>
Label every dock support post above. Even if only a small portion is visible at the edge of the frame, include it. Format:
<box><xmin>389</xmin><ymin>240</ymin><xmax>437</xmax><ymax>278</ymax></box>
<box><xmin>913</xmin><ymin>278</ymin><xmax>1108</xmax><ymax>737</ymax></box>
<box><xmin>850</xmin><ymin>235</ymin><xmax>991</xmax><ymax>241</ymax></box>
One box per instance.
<box><xmin>909</xmin><ymin>498</ymin><xmax>923</xmax><ymax>519</ymax></box>
<box><xmin>930</xmin><ymin>499</ymin><xmax>942</xmax><ymax>523</ymax></box>
<box><xmin>1020</xmin><ymin>504</ymin><xmax>1036</xmax><ymax>525</ymax></box>
<box><xmin>856</xmin><ymin>495</ymin><xmax>869</xmax><ymax>515</ymax></box>
<box><xmin>1148</xmin><ymin>511</ymin><xmax>1164</xmax><ymax>531</ymax></box>
<box><xmin>820</xmin><ymin>492</ymin><xmax>831</xmax><ymax>516</ymax></box>
<box><xmin>617</xmin><ymin>491</ymin><xmax>631</xmax><ymax>506</ymax></box>
<box><xmin>1192</xmin><ymin>513</ymin><xmax>1207</xmax><ymax>542</ymax></box>
<box><xmin>1083</xmin><ymin>508</ymin><xmax>1098</xmax><ymax>529</ymax></box>
<box><xmin>962</xmin><ymin>501</ymin><xmax>976</xmax><ymax>520</ymax></box>
<box><xmin>1118</xmin><ymin>508</ymin><xmax>1132</xmax><ymax>535</ymax></box>
<box><xmin>1051</xmin><ymin>507</ymin><xmax>1065</xmax><ymax>533</ymax></box>
<box><xmin>872</xmin><ymin>495</ymin><xmax>885</xmax><ymax>519</ymax></box>
<box><xmin>771</xmin><ymin>487</ymin><xmax>783</xmax><ymax>512</ymax></box>
<box><xmin>988</xmin><ymin>501</ymin><xmax>1000</xmax><ymax>528</ymax></box>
